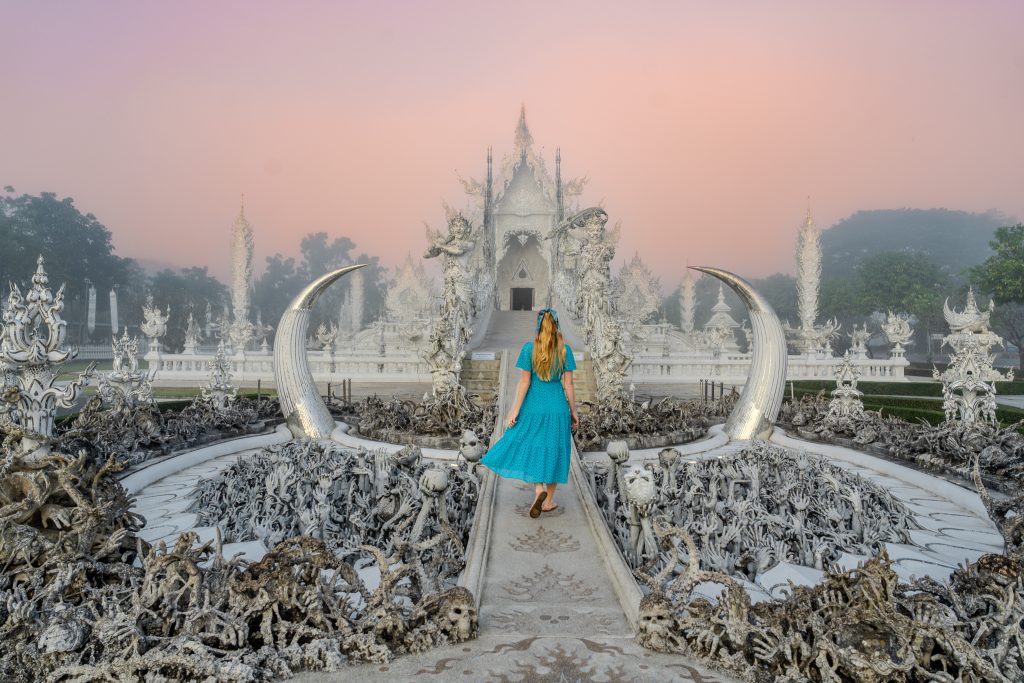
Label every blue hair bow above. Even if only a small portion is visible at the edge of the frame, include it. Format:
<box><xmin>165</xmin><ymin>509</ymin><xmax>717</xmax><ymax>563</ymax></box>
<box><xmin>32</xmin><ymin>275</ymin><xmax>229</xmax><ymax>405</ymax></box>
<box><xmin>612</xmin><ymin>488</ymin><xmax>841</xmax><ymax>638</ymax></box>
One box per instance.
<box><xmin>536</xmin><ymin>307</ymin><xmax>559</xmax><ymax>332</ymax></box>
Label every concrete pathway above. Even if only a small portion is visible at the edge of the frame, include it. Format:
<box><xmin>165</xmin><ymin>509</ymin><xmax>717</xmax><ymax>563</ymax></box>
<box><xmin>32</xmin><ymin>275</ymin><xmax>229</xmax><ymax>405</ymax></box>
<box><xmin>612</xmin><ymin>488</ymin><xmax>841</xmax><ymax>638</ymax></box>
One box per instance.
<box><xmin>296</xmin><ymin>350</ymin><xmax>729</xmax><ymax>682</ymax></box>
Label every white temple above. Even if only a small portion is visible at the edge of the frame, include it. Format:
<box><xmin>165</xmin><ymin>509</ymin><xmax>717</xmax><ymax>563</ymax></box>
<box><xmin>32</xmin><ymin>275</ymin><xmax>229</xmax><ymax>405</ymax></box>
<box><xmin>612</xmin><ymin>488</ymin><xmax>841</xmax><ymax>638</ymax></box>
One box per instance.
<box><xmin>457</xmin><ymin>106</ymin><xmax>587</xmax><ymax>312</ymax></box>
<box><xmin>148</xmin><ymin>110</ymin><xmax>909</xmax><ymax>388</ymax></box>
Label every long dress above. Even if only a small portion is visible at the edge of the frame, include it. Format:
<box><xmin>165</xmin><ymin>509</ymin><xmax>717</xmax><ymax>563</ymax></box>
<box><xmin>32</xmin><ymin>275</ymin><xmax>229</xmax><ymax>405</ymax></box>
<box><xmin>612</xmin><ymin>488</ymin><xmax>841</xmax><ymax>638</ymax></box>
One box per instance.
<box><xmin>480</xmin><ymin>341</ymin><xmax>576</xmax><ymax>484</ymax></box>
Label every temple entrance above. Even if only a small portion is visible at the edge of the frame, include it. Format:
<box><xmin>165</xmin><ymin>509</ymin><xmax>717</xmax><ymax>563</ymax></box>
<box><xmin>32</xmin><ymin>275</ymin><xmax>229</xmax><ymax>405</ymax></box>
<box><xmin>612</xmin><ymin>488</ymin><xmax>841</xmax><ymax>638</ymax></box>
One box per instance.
<box><xmin>510</xmin><ymin>287</ymin><xmax>534</xmax><ymax>310</ymax></box>
<box><xmin>496</xmin><ymin>233</ymin><xmax>549</xmax><ymax>310</ymax></box>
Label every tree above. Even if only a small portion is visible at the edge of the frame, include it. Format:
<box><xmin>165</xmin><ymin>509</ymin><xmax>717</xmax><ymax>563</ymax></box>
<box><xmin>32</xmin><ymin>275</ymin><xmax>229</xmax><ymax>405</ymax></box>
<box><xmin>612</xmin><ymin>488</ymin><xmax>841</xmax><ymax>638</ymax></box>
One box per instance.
<box><xmin>0</xmin><ymin>188</ymin><xmax>144</xmax><ymax>340</ymax></box>
<box><xmin>252</xmin><ymin>254</ymin><xmax>304</xmax><ymax>334</ymax></box>
<box><xmin>971</xmin><ymin>224</ymin><xmax>1024</xmax><ymax>302</ymax></box>
<box><xmin>971</xmin><ymin>224</ymin><xmax>1024</xmax><ymax>369</ymax></box>
<box><xmin>252</xmin><ymin>233</ymin><xmax>389</xmax><ymax>339</ymax></box>
<box><xmin>853</xmin><ymin>251</ymin><xmax>950</xmax><ymax>357</ymax></box>
<box><xmin>821</xmin><ymin>208</ymin><xmax>1005</xmax><ymax>279</ymax></box>
<box><xmin>150</xmin><ymin>267</ymin><xmax>228</xmax><ymax>352</ymax></box>
<box><xmin>751</xmin><ymin>273</ymin><xmax>798</xmax><ymax>325</ymax></box>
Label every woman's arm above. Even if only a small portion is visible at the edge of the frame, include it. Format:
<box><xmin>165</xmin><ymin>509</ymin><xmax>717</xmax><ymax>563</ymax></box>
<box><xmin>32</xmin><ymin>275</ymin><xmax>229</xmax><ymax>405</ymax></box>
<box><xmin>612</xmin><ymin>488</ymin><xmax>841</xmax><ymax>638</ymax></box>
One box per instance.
<box><xmin>506</xmin><ymin>369</ymin><xmax>531</xmax><ymax>427</ymax></box>
<box><xmin>562</xmin><ymin>370</ymin><xmax>579</xmax><ymax>429</ymax></box>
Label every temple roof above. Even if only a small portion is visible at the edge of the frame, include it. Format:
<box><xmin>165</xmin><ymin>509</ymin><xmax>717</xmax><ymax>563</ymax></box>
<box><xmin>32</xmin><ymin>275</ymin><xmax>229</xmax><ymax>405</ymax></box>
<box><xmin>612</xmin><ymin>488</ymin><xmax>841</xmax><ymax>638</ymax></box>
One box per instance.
<box><xmin>706</xmin><ymin>284</ymin><xmax>740</xmax><ymax>329</ymax></box>
<box><xmin>494</xmin><ymin>106</ymin><xmax>557</xmax><ymax>215</ymax></box>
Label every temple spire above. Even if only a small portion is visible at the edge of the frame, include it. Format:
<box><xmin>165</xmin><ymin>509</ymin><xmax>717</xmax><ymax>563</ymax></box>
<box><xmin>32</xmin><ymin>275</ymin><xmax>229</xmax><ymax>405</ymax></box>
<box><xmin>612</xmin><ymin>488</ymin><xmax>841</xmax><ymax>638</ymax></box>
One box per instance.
<box><xmin>796</xmin><ymin>199</ymin><xmax>822</xmax><ymax>337</ymax></box>
<box><xmin>484</xmin><ymin>146</ymin><xmax>494</xmax><ymax>275</ymax></box>
<box><xmin>514</xmin><ymin>104</ymin><xmax>533</xmax><ymax>159</ymax></box>
<box><xmin>555</xmin><ymin>147</ymin><xmax>564</xmax><ymax>223</ymax></box>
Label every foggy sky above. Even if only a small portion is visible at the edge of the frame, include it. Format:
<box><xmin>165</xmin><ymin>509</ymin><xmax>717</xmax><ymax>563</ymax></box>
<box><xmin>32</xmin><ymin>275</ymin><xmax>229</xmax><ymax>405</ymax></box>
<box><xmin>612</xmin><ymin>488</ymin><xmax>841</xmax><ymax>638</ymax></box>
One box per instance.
<box><xmin>2</xmin><ymin>1</ymin><xmax>1022</xmax><ymax>288</ymax></box>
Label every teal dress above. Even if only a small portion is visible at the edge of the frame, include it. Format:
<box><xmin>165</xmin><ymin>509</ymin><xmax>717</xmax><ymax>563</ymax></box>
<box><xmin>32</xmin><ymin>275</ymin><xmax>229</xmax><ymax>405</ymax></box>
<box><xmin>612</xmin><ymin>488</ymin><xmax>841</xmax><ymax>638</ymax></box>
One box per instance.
<box><xmin>481</xmin><ymin>341</ymin><xmax>576</xmax><ymax>484</ymax></box>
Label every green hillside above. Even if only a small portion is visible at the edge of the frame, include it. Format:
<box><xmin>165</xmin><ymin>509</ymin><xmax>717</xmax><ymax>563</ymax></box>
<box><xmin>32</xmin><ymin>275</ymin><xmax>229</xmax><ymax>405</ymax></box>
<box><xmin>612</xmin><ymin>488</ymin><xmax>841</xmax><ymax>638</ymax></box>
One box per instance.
<box><xmin>820</xmin><ymin>209</ymin><xmax>1008</xmax><ymax>279</ymax></box>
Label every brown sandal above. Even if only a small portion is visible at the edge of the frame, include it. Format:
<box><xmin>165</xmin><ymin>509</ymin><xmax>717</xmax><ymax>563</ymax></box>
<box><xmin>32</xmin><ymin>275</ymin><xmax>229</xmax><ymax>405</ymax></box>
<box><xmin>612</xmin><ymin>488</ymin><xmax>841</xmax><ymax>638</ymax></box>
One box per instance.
<box><xmin>529</xmin><ymin>491</ymin><xmax>547</xmax><ymax>519</ymax></box>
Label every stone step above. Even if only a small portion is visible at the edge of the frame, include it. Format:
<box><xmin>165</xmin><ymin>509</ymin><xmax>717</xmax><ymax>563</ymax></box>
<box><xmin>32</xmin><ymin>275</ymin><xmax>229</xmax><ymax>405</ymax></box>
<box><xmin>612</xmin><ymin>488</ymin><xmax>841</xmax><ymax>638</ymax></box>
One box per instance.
<box><xmin>461</xmin><ymin>370</ymin><xmax>499</xmax><ymax>380</ymax></box>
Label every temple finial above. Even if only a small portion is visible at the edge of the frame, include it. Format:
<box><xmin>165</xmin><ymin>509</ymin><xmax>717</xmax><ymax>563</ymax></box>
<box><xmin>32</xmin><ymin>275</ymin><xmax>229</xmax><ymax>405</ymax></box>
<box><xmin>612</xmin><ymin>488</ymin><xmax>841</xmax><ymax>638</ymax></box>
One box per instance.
<box><xmin>514</xmin><ymin>104</ymin><xmax>532</xmax><ymax>158</ymax></box>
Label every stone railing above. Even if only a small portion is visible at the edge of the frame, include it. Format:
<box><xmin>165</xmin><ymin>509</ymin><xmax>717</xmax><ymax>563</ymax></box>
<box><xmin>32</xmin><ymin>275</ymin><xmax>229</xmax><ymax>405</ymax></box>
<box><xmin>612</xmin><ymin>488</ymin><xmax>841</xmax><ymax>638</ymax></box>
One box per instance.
<box><xmin>149</xmin><ymin>348</ymin><xmax>431</xmax><ymax>385</ymax></box>
<box><xmin>628</xmin><ymin>351</ymin><xmax>907</xmax><ymax>382</ymax></box>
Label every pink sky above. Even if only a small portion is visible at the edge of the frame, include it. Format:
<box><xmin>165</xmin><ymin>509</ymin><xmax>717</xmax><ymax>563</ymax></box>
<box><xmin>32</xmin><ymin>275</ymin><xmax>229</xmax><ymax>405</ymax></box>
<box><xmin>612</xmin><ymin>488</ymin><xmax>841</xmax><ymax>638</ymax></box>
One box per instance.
<box><xmin>2</xmin><ymin>1</ymin><xmax>1022</xmax><ymax>289</ymax></box>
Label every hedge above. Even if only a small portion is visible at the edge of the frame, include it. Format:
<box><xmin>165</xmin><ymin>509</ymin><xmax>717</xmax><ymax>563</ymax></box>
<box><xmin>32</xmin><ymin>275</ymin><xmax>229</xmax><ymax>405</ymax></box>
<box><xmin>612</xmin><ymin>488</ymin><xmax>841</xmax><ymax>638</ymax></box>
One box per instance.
<box><xmin>789</xmin><ymin>388</ymin><xmax>1024</xmax><ymax>431</ymax></box>
<box><xmin>791</xmin><ymin>379</ymin><xmax>1024</xmax><ymax>397</ymax></box>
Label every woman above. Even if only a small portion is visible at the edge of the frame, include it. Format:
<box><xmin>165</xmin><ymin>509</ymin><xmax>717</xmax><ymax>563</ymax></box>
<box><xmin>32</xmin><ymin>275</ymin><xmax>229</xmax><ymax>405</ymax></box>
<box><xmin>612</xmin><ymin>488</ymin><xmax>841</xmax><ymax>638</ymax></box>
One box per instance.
<box><xmin>480</xmin><ymin>307</ymin><xmax>579</xmax><ymax>517</ymax></box>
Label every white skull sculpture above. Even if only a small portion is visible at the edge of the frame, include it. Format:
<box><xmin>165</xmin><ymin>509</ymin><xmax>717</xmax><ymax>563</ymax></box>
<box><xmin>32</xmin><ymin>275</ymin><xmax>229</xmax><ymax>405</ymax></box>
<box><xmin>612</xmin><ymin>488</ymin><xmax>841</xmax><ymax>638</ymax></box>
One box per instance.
<box><xmin>438</xmin><ymin>587</ymin><xmax>477</xmax><ymax>641</ymax></box>
<box><xmin>419</xmin><ymin>466</ymin><xmax>449</xmax><ymax>496</ymax></box>
<box><xmin>637</xmin><ymin>592</ymin><xmax>681</xmax><ymax>652</ymax></box>
<box><xmin>459</xmin><ymin>429</ymin><xmax>485</xmax><ymax>463</ymax></box>
<box><xmin>624</xmin><ymin>466</ymin><xmax>657</xmax><ymax>509</ymax></box>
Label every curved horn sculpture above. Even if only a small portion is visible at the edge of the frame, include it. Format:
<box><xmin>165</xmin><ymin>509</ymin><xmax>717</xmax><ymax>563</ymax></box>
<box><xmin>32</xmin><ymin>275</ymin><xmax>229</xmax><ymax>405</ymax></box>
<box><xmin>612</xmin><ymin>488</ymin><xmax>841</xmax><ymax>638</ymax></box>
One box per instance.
<box><xmin>690</xmin><ymin>266</ymin><xmax>787</xmax><ymax>440</ymax></box>
<box><xmin>274</xmin><ymin>264</ymin><xmax>367</xmax><ymax>438</ymax></box>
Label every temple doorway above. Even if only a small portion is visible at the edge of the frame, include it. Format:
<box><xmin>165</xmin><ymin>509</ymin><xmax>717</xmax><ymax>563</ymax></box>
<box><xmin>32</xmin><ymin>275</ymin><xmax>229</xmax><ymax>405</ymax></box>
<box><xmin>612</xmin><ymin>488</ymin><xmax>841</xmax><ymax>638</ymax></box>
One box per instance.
<box><xmin>510</xmin><ymin>288</ymin><xmax>534</xmax><ymax>310</ymax></box>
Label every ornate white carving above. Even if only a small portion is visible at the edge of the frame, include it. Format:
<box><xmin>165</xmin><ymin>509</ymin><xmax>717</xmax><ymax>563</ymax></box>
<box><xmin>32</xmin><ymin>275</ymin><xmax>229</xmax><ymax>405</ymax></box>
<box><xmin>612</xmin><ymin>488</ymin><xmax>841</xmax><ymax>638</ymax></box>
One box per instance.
<box><xmin>796</xmin><ymin>207</ymin><xmax>821</xmax><ymax>334</ymax></box>
<box><xmin>314</xmin><ymin>322</ymin><xmax>339</xmax><ymax>353</ymax></box>
<box><xmin>98</xmin><ymin>329</ymin><xmax>154</xmax><ymax>406</ymax></box>
<box><xmin>226</xmin><ymin>200</ymin><xmax>257</xmax><ymax>353</ymax></box>
<box><xmin>881</xmin><ymin>311</ymin><xmax>914</xmax><ymax>359</ymax></box>
<box><xmin>943</xmin><ymin>287</ymin><xmax>994</xmax><ymax>334</ymax></box>
<box><xmin>550</xmin><ymin>207</ymin><xmax>632</xmax><ymax>406</ymax></box>
<box><xmin>385</xmin><ymin>254</ymin><xmax>434</xmax><ymax>344</ymax></box>
<box><xmin>614</xmin><ymin>252</ymin><xmax>662</xmax><ymax>331</ymax></box>
<box><xmin>848</xmin><ymin>323</ymin><xmax>871</xmax><ymax>360</ymax></box>
<box><xmin>202</xmin><ymin>340</ymin><xmax>237</xmax><ymax>410</ymax></box>
<box><xmin>0</xmin><ymin>256</ymin><xmax>94</xmax><ymax>455</ymax></box>
<box><xmin>183</xmin><ymin>311</ymin><xmax>202</xmax><ymax>354</ymax></box>
<box><xmin>933</xmin><ymin>289</ymin><xmax>1013</xmax><ymax>427</ymax></box>
<box><xmin>140</xmin><ymin>294</ymin><xmax>170</xmax><ymax>352</ymax></box>
<box><xmin>679</xmin><ymin>269</ymin><xmax>696</xmax><ymax>334</ymax></box>
<box><xmin>785</xmin><ymin>207</ymin><xmax>840</xmax><ymax>357</ymax></box>
<box><xmin>703</xmin><ymin>284</ymin><xmax>740</xmax><ymax>353</ymax></box>
<box><xmin>423</xmin><ymin>214</ymin><xmax>478</xmax><ymax>396</ymax></box>
<box><xmin>827</xmin><ymin>351</ymin><xmax>865</xmax><ymax>423</ymax></box>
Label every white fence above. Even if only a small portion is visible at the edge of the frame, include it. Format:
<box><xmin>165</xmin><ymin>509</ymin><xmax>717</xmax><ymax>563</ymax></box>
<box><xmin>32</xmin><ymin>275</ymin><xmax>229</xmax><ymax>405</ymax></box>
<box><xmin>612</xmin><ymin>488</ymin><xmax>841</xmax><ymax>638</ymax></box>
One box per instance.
<box><xmin>628</xmin><ymin>351</ymin><xmax>907</xmax><ymax>383</ymax></box>
<box><xmin>148</xmin><ymin>348</ymin><xmax>432</xmax><ymax>386</ymax></box>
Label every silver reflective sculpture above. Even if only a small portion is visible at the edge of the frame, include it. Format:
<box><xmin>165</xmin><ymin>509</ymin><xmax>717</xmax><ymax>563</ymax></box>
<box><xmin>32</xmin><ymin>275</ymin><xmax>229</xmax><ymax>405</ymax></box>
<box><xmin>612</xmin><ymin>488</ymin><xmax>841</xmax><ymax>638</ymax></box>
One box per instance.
<box><xmin>690</xmin><ymin>266</ymin><xmax>787</xmax><ymax>440</ymax></box>
<box><xmin>274</xmin><ymin>264</ymin><xmax>366</xmax><ymax>438</ymax></box>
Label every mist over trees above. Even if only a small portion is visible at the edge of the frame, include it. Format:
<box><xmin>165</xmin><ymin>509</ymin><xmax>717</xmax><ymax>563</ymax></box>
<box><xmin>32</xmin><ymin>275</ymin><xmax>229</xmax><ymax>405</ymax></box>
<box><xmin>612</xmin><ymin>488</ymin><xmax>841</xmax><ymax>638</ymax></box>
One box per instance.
<box><xmin>0</xmin><ymin>188</ymin><xmax>389</xmax><ymax>350</ymax></box>
<box><xmin>662</xmin><ymin>210</ymin><xmax>1021</xmax><ymax>364</ymax></box>
<box><xmin>5</xmin><ymin>187</ymin><xmax>1019</xmax><ymax>367</ymax></box>
<box><xmin>0</xmin><ymin>188</ymin><xmax>149</xmax><ymax>341</ymax></box>
<box><xmin>820</xmin><ymin>208</ymin><xmax>1005</xmax><ymax>278</ymax></box>
<box><xmin>971</xmin><ymin>224</ymin><xmax>1024</xmax><ymax>369</ymax></box>
<box><xmin>253</xmin><ymin>232</ymin><xmax>388</xmax><ymax>337</ymax></box>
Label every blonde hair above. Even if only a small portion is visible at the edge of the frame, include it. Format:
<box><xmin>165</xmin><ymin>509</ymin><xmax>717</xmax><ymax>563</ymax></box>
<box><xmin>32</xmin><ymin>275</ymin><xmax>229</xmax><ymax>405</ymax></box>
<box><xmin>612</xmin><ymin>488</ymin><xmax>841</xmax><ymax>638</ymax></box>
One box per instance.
<box><xmin>532</xmin><ymin>312</ymin><xmax>566</xmax><ymax>381</ymax></box>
